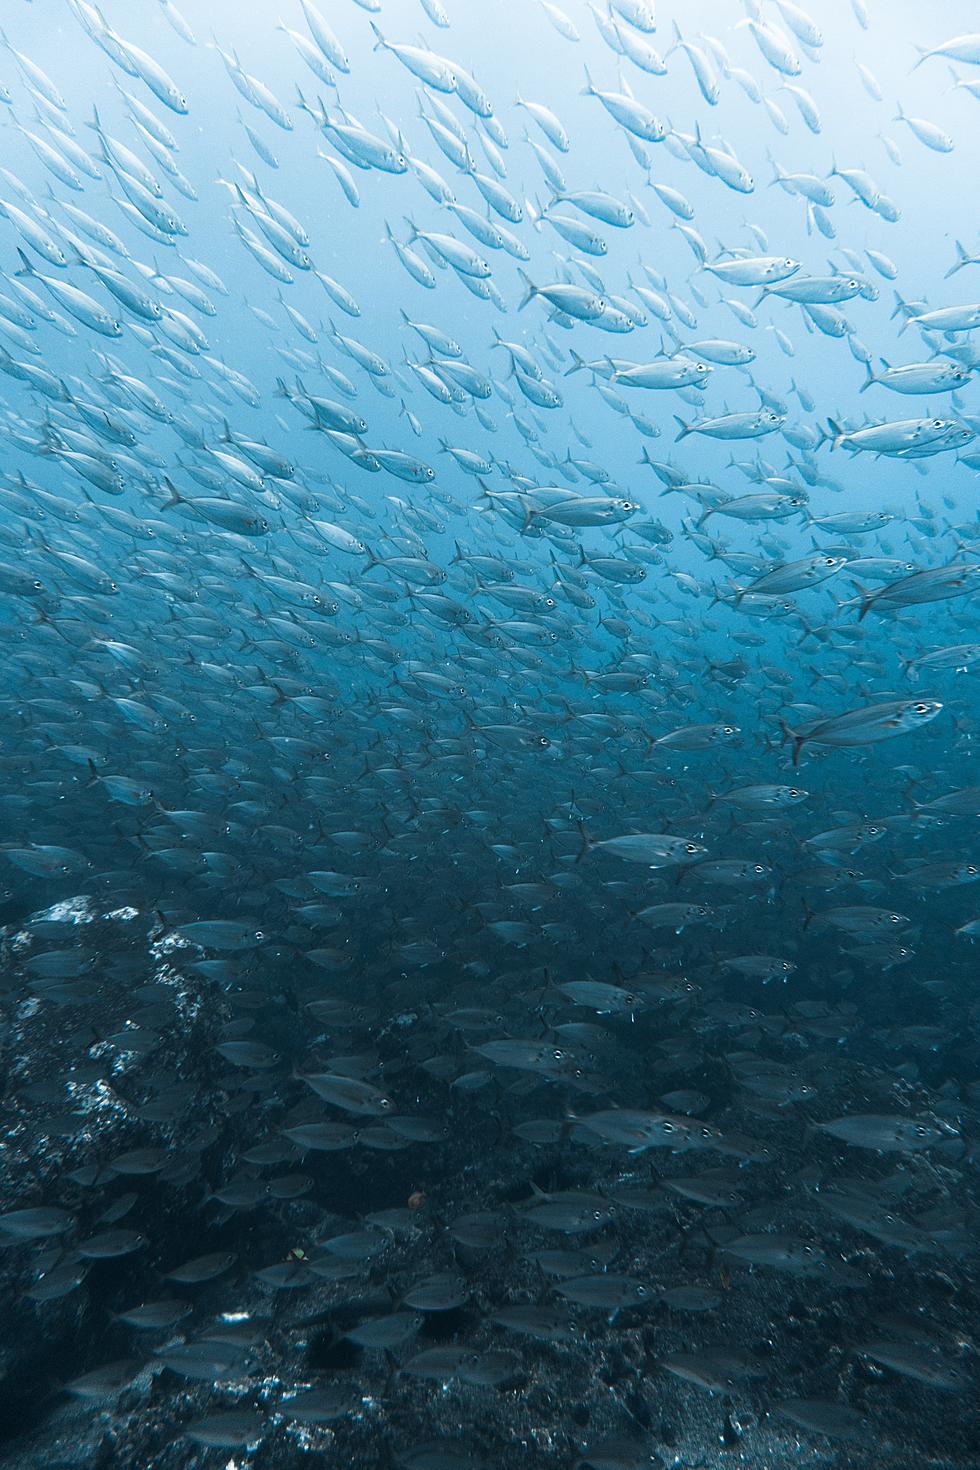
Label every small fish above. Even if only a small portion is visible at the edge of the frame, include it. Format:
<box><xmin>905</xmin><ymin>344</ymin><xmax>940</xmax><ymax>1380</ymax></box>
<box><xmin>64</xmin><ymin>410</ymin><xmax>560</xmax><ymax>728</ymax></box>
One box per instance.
<box><xmin>781</xmin><ymin>699</ymin><xmax>943</xmax><ymax>764</ymax></box>
<box><xmin>817</xmin><ymin>1114</ymin><xmax>956</xmax><ymax>1151</ymax></box>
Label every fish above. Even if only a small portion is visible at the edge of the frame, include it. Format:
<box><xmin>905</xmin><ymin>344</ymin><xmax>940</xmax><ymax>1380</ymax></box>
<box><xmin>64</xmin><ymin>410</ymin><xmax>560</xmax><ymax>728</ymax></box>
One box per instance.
<box><xmin>816</xmin><ymin>1114</ymin><xmax>956</xmax><ymax>1151</ymax></box>
<box><xmin>577</xmin><ymin>827</ymin><xmax>707</xmax><ymax>866</ymax></box>
<box><xmin>780</xmin><ymin>699</ymin><xmax>943</xmax><ymax>764</ymax></box>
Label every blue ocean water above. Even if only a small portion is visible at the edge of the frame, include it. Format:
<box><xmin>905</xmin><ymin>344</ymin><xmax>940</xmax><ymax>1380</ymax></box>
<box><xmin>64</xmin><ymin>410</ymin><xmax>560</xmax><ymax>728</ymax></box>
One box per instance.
<box><xmin>0</xmin><ymin>0</ymin><xmax>979</xmax><ymax>1465</ymax></box>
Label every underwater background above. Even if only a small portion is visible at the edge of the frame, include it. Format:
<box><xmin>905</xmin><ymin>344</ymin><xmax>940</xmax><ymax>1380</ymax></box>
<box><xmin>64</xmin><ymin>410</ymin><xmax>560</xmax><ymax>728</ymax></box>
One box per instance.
<box><xmin>1</xmin><ymin>0</ymin><xmax>980</xmax><ymax>1464</ymax></box>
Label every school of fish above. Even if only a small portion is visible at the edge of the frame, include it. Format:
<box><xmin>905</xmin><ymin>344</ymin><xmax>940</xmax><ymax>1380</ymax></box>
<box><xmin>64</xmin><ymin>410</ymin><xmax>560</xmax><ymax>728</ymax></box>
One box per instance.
<box><xmin>1</xmin><ymin>0</ymin><xmax>980</xmax><ymax>1466</ymax></box>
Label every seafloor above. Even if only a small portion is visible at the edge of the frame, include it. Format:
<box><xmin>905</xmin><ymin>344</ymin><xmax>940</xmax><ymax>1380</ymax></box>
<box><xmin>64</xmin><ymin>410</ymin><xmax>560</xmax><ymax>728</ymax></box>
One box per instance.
<box><xmin>1</xmin><ymin>902</ymin><xmax>976</xmax><ymax>1469</ymax></box>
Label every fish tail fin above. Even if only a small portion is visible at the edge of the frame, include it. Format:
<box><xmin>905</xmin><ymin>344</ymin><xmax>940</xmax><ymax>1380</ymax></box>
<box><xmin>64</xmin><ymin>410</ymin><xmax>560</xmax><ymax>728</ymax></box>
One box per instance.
<box><xmin>161</xmin><ymin>477</ymin><xmax>185</xmax><ymax>510</ymax></box>
<box><xmin>574</xmin><ymin>820</ymin><xmax>593</xmax><ymax>864</ymax></box>
<box><xmin>517</xmin><ymin>268</ymin><xmax>537</xmax><ymax>310</ymax></box>
<box><xmin>902</xmin><ymin>777</ymin><xmax>924</xmax><ymax>811</ymax></box>
<box><xmin>580</xmin><ymin>64</ymin><xmax>595</xmax><ymax>96</ymax></box>
<box><xmin>767</xmin><ymin>155</ymin><xmax>787</xmax><ymax>187</ymax></box>
<box><xmin>14</xmin><ymin>247</ymin><xmax>34</xmax><ymax>276</ymax></box>
<box><xmin>859</xmin><ymin>361</ymin><xmax>877</xmax><ymax>392</ymax></box>
<box><xmin>518</xmin><ymin>496</ymin><xmax>540</xmax><ymax>535</ymax></box>
<box><xmin>369</xmin><ymin>20</ymin><xmax>386</xmax><ymax>49</ymax></box>
<box><xmin>563</xmin><ymin>349</ymin><xmax>585</xmax><ymax>376</ymax></box>
<box><xmin>673</xmin><ymin>414</ymin><xmax>690</xmax><ymax>441</ymax></box>
<box><xmin>825</xmin><ymin>417</ymin><xmax>845</xmax><ymax>450</ymax></box>
<box><xmin>945</xmin><ymin>240</ymin><xmax>970</xmax><ymax>278</ymax></box>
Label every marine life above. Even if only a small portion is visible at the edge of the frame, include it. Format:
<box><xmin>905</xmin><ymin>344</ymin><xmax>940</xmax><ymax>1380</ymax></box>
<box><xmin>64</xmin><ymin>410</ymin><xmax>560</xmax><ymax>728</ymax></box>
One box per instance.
<box><xmin>0</xmin><ymin>4</ymin><xmax>976</xmax><ymax>1468</ymax></box>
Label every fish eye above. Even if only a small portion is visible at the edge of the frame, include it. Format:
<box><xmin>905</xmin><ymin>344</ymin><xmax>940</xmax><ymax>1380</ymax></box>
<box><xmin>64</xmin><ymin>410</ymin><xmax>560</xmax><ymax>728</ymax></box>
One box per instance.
<box><xmin>254</xmin><ymin>930</ymin><xmax>265</xmax><ymax>941</ymax></box>
<box><xmin>722</xmin><ymin>726</ymin><xmax>735</xmax><ymax>735</ymax></box>
<box><xmin>913</xmin><ymin>703</ymin><xmax>931</xmax><ymax>715</ymax></box>
<box><xmin>915</xmin><ymin>1124</ymin><xmax>928</xmax><ymax>1137</ymax></box>
<box><xmin>32</xmin><ymin>580</ymin><xmax>43</xmax><ymax>591</ymax></box>
<box><xmin>889</xmin><ymin>914</ymin><xmax>902</xmax><ymax>923</ymax></box>
<box><xmin>701</xmin><ymin>1126</ymin><xmax>712</xmax><ymax>1138</ymax></box>
<box><xmin>662</xmin><ymin>1122</ymin><xmax>674</xmax><ymax>1132</ymax></box>
<box><xmin>685</xmin><ymin>843</ymin><xmax>699</xmax><ymax>855</ymax></box>
<box><xmin>931</xmin><ymin>419</ymin><xmax>945</xmax><ymax>429</ymax></box>
<box><xmin>380</xmin><ymin>1097</ymin><xmax>391</xmax><ymax>1110</ymax></box>
<box><xmin>538</xmin><ymin>736</ymin><xmax>550</xmax><ymax>747</ymax></box>
<box><xmin>552</xmin><ymin>1048</ymin><xmax>565</xmax><ymax>1061</ymax></box>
